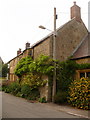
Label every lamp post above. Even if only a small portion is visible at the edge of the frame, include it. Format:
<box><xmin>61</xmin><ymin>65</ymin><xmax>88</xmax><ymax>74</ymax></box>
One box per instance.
<box><xmin>39</xmin><ymin>8</ymin><xmax>57</xmax><ymax>102</ymax></box>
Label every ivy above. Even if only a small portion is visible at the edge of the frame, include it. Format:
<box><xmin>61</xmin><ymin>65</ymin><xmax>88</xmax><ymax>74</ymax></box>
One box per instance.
<box><xmin>77</xmin><ymin>63</ymin><xmax>90</xmax><ymax>70</ymax></box>
<box><xmin>56</xmin><ymin>59</ymin><xmax>77</xmax><ymax>92</ymax></box>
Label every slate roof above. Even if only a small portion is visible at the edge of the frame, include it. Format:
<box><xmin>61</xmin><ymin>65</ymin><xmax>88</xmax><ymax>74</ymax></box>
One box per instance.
<box><xmin>72</xmin><ymin>32</ymin><xmax>90</xmax><ymax>59</ymax></box>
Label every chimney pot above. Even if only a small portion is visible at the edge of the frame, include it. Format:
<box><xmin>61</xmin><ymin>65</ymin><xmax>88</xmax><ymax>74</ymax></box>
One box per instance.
<box><xmin>26</xmin><ymin>42</ymin><xmax>30</xmax><ymax>49</ymax></box>
<box><xmin>74</xmin><ymin>1</ymin><xmax>76</xmax><ymax>5</ymax></box>
<box><xmin>17</xmin><ymin>48</ymin><xmax>21</xmax><ymax>56</ymax></box>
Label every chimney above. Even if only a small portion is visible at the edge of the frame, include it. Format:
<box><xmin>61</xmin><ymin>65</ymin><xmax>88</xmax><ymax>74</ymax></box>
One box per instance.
<box><xmin>70</xmin><ymin>1</ymin><xmax>81</xmax><ymax>22</ymax></box>
<box><xmin>17</xmin><ymin>48</ymin><xmax>21</xmax><ymax>56</ymax></box>
<box><xmin>25</xmin><ymin>42</ymin><xmax>30</xmax><ymax>49</ymax></box>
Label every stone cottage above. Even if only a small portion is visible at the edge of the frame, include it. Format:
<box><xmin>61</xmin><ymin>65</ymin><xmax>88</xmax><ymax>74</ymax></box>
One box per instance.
<box><xmin>8</xmin><ymin>2</ymin><xmax>89</xmax><ymax>101</ymax></box>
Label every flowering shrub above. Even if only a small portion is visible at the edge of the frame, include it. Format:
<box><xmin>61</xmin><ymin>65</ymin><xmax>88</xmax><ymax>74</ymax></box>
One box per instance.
<box><xmin>21</xmin><ymin>73</ymin><xmax>47</xmax><ymax>89</ymax></box>
<box><xmin>68</xmin><ymin>77</ymin><xmax>90</xmax><ymax>110</ymax></box>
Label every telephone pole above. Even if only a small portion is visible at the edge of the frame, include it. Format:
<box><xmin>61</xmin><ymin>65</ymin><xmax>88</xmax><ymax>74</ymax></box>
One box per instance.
<box><xmin>39</xmin><ymin>8</ymin><xmax>57</xmax><ymax>102</ymax></box>
<box><xmin>52</xmin><ymin>7</ymin><xmax>57</xmax><ymax>102</ymax></box>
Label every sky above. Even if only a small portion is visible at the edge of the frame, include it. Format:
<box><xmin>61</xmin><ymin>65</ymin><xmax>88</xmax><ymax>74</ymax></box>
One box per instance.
<box><xmin>0</xmin><ymin>0</ymin><xmax>90</xmax><ymax>63</ymax></box>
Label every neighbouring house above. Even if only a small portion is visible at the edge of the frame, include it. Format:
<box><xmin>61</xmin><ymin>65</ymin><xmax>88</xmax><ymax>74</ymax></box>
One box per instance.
<box><xmin>8</xmin><ymin>43</ymin><xmax>33</xmax><ymax>81</ymax></box>
<box><xmin>7</xmin><ymin>2</ymin><xmax>90</xmax><ymax>101</ymax></box>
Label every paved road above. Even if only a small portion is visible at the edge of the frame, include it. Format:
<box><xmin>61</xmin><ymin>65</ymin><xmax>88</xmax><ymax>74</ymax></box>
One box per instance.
<box><xmin>2</xmin><ymin>92</ymin><xmax>81</xmax><ymax>118</ymax></box>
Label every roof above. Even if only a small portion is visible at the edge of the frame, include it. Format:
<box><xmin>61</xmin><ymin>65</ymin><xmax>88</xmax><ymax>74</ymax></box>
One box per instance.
<box><xmin>72</xmin><ymin>32</ymin><xmax>90</xmax><ymax>60</ymax></box>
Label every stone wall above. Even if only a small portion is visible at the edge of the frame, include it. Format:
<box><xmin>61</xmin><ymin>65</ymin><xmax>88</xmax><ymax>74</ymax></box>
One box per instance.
<box><xmin>76</xmin><ymin>58</ymin><xmax>90</xmax><ymax>64</ymax></box>
<box><xmin>56</xmin><ymin>19</ymin><xmax>88</xmax><ymax>61</ymax></box>
<box><xmin>39</xmin><ymin>75</ymin><xmax>51</xmax><ymax>101</ymax></box>
<box><xmin>33</xmin><ymin>37</ymin><xmax>53</xmax><ymax>59</ymax></box>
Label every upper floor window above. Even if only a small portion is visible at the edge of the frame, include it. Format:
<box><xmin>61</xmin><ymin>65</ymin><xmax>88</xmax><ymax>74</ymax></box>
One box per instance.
<box><xmin>29</xmin><ymin>50</ymin><xmax>33</xmax><ymax>56</ymax></box>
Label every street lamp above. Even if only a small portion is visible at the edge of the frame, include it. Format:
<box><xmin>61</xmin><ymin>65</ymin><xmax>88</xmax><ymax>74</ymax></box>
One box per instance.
<box><xmin>39</xmin><ymin>8</ymin><xmax>57</xmax><ymax>102</ymax></box>
<box><xmin>39</xmin><ymin>25</ymin><xmax>53</xmax><ymax>32</ymax></box>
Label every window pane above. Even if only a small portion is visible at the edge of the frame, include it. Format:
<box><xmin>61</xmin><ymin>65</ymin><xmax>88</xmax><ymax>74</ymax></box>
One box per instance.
<box><xmin>80</xmin><ymin>73</ymin><xmax>85</xmax><ymax>78</ymax></box>
<box><xmin>87</xmin><ymin>72</ymin><xmax>90</xmax><ymax>78</ymax></box>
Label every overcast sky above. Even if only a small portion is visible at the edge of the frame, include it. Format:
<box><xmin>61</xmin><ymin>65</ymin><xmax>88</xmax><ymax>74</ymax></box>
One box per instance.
<box><xmin>0</xmin><ymin>0</ymin><xmax>89</xmax><ymax>63</ymax></box>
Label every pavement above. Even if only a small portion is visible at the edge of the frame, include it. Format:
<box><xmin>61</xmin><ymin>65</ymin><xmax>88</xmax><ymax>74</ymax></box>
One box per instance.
<box><xmin>42</xmin><ymin>102</ymin><xmax>90</xmax><ymax>119</ymax></box>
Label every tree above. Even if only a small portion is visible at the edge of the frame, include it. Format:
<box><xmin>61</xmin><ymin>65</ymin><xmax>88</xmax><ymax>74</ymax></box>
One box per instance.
<box><xmin>2</xmin><ymin>64</ymin><xmax>8</xmax><ymax>77</ymax></box>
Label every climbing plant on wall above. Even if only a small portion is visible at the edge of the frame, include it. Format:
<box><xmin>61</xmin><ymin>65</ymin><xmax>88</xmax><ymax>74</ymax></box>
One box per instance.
<box><xmin>14</xmin><ymin>55</ymin><xmax>55</xmax><ymax>88</ymax></box>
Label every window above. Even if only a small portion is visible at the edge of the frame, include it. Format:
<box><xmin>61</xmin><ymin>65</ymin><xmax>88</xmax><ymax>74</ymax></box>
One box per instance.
<box><xmin>80</xmin><ymin>73</ymin><xmax>85</xmax><ymax>78</ymax></box>
<box><xmin>87</xmin><ymin>72</ymin><xmax>90</xmax><ymax>78</ymax></box>
<box><xmin>80</xmin><ymin>71</ymin><xmax>90</xmax><ymax>78</ymax></box>
<box><xmin>29</xmin><ymin>50</ymin><xmax>32</xmax><ymax>56</ymax></box>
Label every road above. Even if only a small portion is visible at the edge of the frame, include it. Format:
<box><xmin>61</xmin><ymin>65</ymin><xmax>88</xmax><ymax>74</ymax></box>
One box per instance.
<box><xmin>2</xmin><ymin>92</ymin><xmax>81</xmax><ymax>118</ymax></box>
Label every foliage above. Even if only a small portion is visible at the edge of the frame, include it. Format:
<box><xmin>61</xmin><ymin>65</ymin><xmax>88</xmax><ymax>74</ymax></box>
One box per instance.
<box><xmin>6</xmin><ymin>82</ymin><xmax>21</xmax><ymax>95</ymax></box>
<box><xmin>27</xmin><ymin>88</ymin><xmax>40</xmax><ymax>100</ymax></box>
<box><xmin>54</xmin><ymin>91</ymin><xmax>68</xmax><ymax>103</ymax></box>
<box><xmin>39</xmin><ymin>97</ymin><xmax>47</xmax><ymax>103</ymax></box>
<box><xmin>68</xmin><ymin>77</ymin><xmax>90</xmax><ymax>110</ymax></box>
<box><xmin>29</xmin><ymin>55</ymin><xmax>54</xmax><ymax>76</ymax></box>
<box><xmin>14</xmin><ymin>55</ymin><xmax>54</xmax><ymax>89</ymax></box>
<box><xmin>2</xmin><ymin>64</ymin><xmax>8</xmax><ymax>77</ymax></box>
<box><xmin>21</xmin><ymin>73</ymin><xmax>47</xmax><ymax>89</ymax></box>
<box><xmin>2</xmin><ymin>80</ymin><xmax>12</xmax><ymax>91</ymax></box>
<box><xmin>3</xmin><ymin>81</ymin><xmax>40</xmax><ymax>100</ymax></box>
<box><xmin>20</xmin><ymin>84</ymin><xmax>32</xmax><ymax>98</ymax></box>
<box><xmin>15</xmin><ymin>55</ymin><xmax>54</xmax><ymax>78</ymax></box>
<box><xmin>77</xmin><ymin>63</ymin><xmax>90</xmax><ymax>70</ymax></box>
<box><xmin>20</xmin><ymin>84</ymin><xmax>40</xmax><ymax>100</ymax></box>
<box><xmin>14</xmin><ymin>57</ymin><xmax>32</xmax><ymax>77</ymax></box>
<box><xmin>56</xmin><ymin>59</ymin><xmax>77</xmax><ymax>91</ymax></box>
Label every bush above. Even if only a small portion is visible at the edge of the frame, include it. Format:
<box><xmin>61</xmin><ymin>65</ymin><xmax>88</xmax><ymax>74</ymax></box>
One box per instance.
<box><xmin>21</xmin><ymin>74</ymin><xmax>47</xmax><ymax>90</ymax></box>
<box><xmin>8</xmin><ymin>82</ymin><xmax>21</xmax><ymax>95</ymax></box>
<box><xmin>27</xmin><ymin>89</ymin><xmax>40</xmax><ymax>100</ymax></box>
<box><xmin>2</xmin><ymin>80</ymin><xmax>12</xmax><ymax>92</ymax></box>
<box><xmin>39</xmin><ymin>97</ymin><xmax>47</xmax><ymax>103</ymax></box>
<box><xmin>21</xmin><ymin>84</ymin><xmax>32</xmax><ymax>98</ymax></box>
<box><xmin>54</xmin><ymin>91</ymin><xmax>67</xmax><ymax>103</ymax></box>
<box><xmin>21</xmin><ymin>84</ymin><xmax>40</xmax><ymax>100</ymax></box>
<box><xmin>68</xmin><ymin>77</ymin><xmax>90</xmax><ymax>110</ymax></box>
